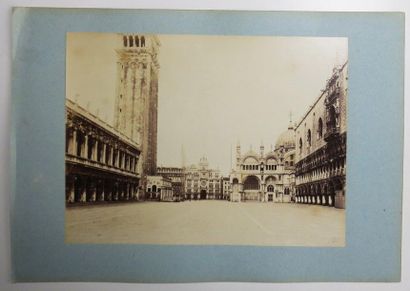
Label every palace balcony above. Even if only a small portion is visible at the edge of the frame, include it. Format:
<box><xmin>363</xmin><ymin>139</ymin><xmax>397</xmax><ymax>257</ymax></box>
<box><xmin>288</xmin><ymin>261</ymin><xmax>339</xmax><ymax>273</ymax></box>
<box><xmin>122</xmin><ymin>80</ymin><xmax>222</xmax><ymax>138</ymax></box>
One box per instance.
<box><xmin>324</xmin><ymin>127</ymin><xmax>340</xmax><ymax>141</ymax></box>
<box><xmin>326</xmin><ymin>87</ymin><xmax>340</xmax><ymax>104</ymax></box>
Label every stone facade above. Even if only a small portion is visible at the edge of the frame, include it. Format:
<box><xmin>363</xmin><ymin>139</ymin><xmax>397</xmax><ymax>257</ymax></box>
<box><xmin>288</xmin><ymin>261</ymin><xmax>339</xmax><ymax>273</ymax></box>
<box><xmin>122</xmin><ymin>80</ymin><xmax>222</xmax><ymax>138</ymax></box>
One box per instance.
<box><xmin>157</xmin><ymin>166</ymin><xmax>185</xmax><ymax>201</ymax></box>
<box><xmin>294</xmin><ymin>62</ymin><xmax>348</xmax><ymax>209</ymax></box>
<box><xmin>222</xmin><ymin>177</ymin><xmax>231</xmax><ymax>200</ymax></box>
<box><xmin>65</xmin><ymin>99</ymin><xmax>141</xmax><ymax>205</ymax></box>
<box><xmin>146</xmin><ymin>176</ymin><xmax>174</xmax><ymax>202</ymax></box>
<box><xmin>114</xmin><ymin>34</ymin><xmax>160</xmax><ymax>197</ymax></box>
<box><xmin>184</xmin><ymin>157</ymin><xmax>221</xmax><ymax>200</ymax></box>
<box><xmin>229</xmin><ymin>127</ymin><xmax>296</xmax><ymax>203</ymax></box>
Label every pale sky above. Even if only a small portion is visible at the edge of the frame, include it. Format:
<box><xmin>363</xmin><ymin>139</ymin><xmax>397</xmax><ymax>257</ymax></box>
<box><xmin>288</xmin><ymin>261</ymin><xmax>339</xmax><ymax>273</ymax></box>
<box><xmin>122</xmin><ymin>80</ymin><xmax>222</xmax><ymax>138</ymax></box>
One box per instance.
<box><xmin>67</xmin><ymin>33</ymin><xmax>347</xmax><ymax>176</ymax></box>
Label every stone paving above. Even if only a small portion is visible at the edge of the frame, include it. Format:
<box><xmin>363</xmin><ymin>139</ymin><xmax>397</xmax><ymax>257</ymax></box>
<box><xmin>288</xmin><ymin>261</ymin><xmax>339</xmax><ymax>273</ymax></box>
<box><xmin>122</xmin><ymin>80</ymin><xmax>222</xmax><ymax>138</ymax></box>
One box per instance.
<box><xmin>65</xmin><ymin>200</ymin><xmax>345</xmax><ymax>246</ymax></box>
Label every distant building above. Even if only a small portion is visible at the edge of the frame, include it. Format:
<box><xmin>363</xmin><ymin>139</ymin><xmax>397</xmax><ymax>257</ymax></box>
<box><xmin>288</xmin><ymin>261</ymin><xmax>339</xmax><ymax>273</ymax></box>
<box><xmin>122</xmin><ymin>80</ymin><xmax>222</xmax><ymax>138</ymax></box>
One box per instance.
<box><xmin>184</xmin><ymin>157</ymin><xmax>221</xmax><ymax>200</ymax></box>
<box><xmin>114</xmin><ymin>34</ymin><xmax>161</xmax><ymax>198</ymax></box>
<box><xmin>229</xmin><ymin>126</ymin><xmax>296</xmax><ymax>203</ymax></box>
<box><xmin>157</xmin><ymin>166</ymin><xmax>185</xmax><ymax>201</ymax></box>
<box><xmin>294</xmin><ymin>62</ymin><xmax>347</xmax><ymax>209</ymax></box>
<box><xmin>146</xmin><ymin>175</ymin><xmax>174</xmax><ymax>202</ymax></box>
<box><xmin>221</xmin><ymin>177</ymin><xmax>231</xmax><ymax>200</ymax></box>
<box><xmin>65</xmin><ymin>99</ymin><xmax>141</xmax><ymax>204</ymax></box>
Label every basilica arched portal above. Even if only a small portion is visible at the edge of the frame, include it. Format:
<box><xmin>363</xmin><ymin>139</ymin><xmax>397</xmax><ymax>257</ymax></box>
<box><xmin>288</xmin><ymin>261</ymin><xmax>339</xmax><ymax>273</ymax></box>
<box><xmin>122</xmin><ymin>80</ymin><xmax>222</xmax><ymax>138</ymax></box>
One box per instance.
<box><xmin>242</xmin><ymin>175</ymin><xmax>260</xmax><ymax>201</ymax></box>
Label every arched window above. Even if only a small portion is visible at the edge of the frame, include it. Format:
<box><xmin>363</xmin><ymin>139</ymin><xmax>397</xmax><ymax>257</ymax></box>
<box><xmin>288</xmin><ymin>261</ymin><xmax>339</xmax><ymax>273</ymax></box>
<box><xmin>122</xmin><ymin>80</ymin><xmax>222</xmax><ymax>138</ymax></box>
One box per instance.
<box><xmin>327</xmin><ymin>105</ymin><xmax>337</xmax><ymax>130</ymax></box>
<box><xmin>307</xmin><ymin>129</ymin><xmax>312</xmax><ymax>147</ymax></box>
<box><xmin>123</xmin><ymin>36</ymin><xmax>128</xmax><ymax>47</ymax></box>
<box><xmin>105</xmin><ymin>146</ymin><xmax>110</xmax><ymax>164</ymax></box>
<box><xmin>112</xmin><ymin>150</ymin><xmax>117</xmax><ymax>166</ymax></box>
<box><xmin>243</xmin><ymin>176</ymin><xmax>259</xmax><ymax>190</ymax></box>
<box><xmin>318</xmin><ymin>118</ymin><xmax>323</xmax><ymax>139</ymax></box>
<box><xmin>76</xmin><ymin>131</ymin><xmax>84</xmax><ymax>157</ymax></box>
<box><xmin>267</xmin><ymin>185</ymin><xmax>274</xmax><ymax>192</ymax></box>
<box><xmin>135</xmin><ymin>36</ymin><xmax>139</xmax><ymax>47</ymax></box>
<box><xmin>118</xmin><ymin>152</ymin><xmax>123</xmax><ymax>168</ymax></box>
<box><xmin>141</xmin><ymin>36</ymin><xmax>145</xmax><ymax>47</ymax></box>
<box><xmin>87</xmin><ymin>137</ymin><xmax>93</xmax><ymax>160</ymax></box>
<box><xmin>97</xmin><ymin>142</ymin><xmax>103</xmax><ymax>162</ymax></box>
<box><xmin>299</xmin><ymin>138</ymin><xmax>303</xmax><ymax>153</ymax></box>
<box><xmin>128</xmin><ymin>35</ymin><xmax>134</xmax><ymax>47</ymax></box>
<box><xmin>152</xmin><ymin>185</ymin><xmax>157</xmax><ymax>192</ymax></box>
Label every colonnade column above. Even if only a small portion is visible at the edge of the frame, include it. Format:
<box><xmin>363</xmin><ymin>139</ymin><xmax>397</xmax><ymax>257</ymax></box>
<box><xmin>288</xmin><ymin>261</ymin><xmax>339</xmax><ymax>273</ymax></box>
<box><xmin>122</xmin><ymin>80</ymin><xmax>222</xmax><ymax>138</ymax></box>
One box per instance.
<box><xmin>83</xmin><ymin>135</ymin><xmax>88</xmax><ymax>159</ymax></box>
<box><xmin>90</xmin><ymin>181</ymin><xmax>97</xmax><ymax>202</ymax></box>
<box><xmin>110</xmin><ymin>147</ymin><xmax>114</xmax><ymax>166</ymax></box>
<box><xmin>80</xmin><ymin>178</ymin><xmax>87</xmax><ymax>202</ymax></box>
<box><xmin>101</xmin><ymin>180</ymin><xmax>105</xmax><ymax>201</ymax></box>
<box><xmin>93</xmin><ymin>140</ymin><xmax>98</xmax><ymax>161</ymax></box>
<box><xmin>66</xmin><ymin>175</ymin><xmax>75</xmax><ymax>203</ymax></box>
<box><xmin>102</xmin><ymin>143</ymin><xmax>107</xmax><ymax>164</ymax></box>
<box><xmin>68</xmin><ymin>129</ymin><xmax>77</xmax><ymax>155</ymax></box>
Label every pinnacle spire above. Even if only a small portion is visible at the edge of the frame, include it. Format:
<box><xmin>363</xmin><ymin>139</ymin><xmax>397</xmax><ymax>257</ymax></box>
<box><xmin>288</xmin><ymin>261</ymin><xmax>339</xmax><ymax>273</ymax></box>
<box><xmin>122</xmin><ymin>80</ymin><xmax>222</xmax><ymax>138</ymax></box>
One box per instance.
<box><xmin>288</xmin><ymin>111</ymin><xmax>294</xmax><ymax>129</ymax></box>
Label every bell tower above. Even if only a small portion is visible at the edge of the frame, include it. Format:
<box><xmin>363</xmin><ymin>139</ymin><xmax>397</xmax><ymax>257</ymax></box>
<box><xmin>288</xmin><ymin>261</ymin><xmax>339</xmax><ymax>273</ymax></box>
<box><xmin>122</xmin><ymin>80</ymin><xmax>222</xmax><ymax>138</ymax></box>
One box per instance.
<box><xmin>235</xmin><ymin>142</ymin><xmax>241</xmax><ymax>170</ymax></box>
<box><xmin>114</xmin><ymin>34</ymin><xmax>160</xmax><ymax>176</ymax></box>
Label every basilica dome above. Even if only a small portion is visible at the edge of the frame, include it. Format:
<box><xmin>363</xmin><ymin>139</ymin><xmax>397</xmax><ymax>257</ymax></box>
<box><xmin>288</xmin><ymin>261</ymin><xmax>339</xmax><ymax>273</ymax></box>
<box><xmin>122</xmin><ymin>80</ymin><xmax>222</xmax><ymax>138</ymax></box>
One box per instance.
<box><xmin>275</xmin><ymin>124</ymin><xmax>296</xmax><ymax>150</ymax></box>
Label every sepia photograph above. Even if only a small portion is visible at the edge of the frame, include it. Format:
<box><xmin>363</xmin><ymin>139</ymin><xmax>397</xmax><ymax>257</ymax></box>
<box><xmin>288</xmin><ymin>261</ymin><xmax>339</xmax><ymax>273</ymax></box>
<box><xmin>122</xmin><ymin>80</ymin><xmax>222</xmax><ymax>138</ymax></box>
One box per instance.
<box><xmin>65</xmin><ymin>32</ymin><xmax>348</xmax><ymax>246</ymax></box>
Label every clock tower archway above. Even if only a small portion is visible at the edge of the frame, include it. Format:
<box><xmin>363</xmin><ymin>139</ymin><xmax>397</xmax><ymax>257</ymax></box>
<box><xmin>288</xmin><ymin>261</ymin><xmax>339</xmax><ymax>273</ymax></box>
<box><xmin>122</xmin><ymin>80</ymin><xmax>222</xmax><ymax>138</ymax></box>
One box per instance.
<box><xmin>200</xmin><ymin>189</ymin><xmax>207</xmax><ymax>200</ymax></box>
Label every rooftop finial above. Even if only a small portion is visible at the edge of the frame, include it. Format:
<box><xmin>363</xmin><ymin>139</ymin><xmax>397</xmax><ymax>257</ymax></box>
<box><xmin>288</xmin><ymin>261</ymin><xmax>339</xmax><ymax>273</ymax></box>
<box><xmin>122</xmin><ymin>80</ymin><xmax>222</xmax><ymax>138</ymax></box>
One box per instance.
<box><xmin>288</xmin><ymin>111</ymin><xmax>294</xmax><ymax>130</ymax></box>
<box><xmin>260</xmin><ymin>141</ymin><xmax>264</xmax><ymax>157</ymax></box>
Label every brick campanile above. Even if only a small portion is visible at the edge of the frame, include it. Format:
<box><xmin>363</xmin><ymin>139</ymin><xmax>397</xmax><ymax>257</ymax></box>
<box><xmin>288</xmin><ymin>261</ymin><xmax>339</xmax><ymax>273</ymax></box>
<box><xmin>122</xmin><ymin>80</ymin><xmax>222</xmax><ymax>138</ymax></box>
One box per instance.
<box><xmin>114</xmin><ymin>34</ymin><xmax>160</xmax><ymax>181</ymax></box>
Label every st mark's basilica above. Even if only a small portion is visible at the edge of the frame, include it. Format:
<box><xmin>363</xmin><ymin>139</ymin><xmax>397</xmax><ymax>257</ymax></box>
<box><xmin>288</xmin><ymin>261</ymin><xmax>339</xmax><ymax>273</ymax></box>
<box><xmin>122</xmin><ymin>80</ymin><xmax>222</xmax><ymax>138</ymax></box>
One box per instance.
<box><xmin>230</xmin><ymin>123</ymin><xmax>296</xmax><ymax>203</ymax></box>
